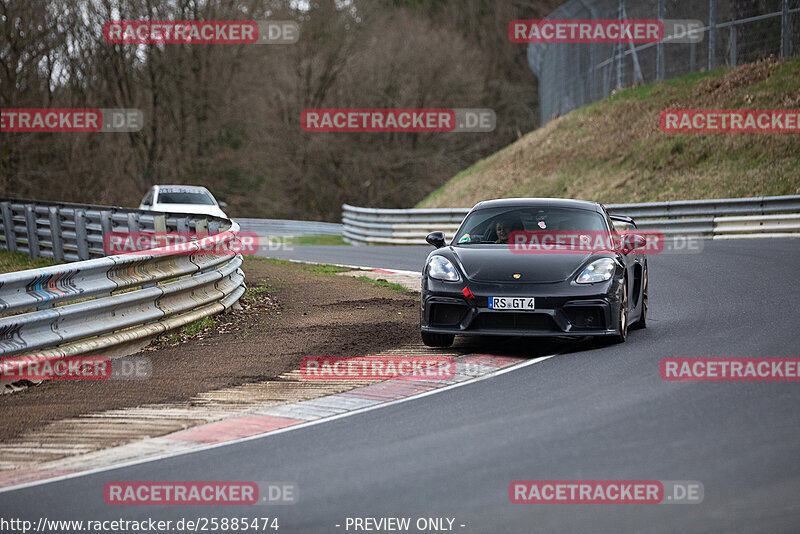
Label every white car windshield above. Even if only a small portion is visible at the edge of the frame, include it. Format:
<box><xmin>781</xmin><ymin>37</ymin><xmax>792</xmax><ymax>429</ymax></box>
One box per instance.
<box><xmin>157</xmin><ymin>191</ymin><xmax>215</xmax><ymax>205</ymax></box>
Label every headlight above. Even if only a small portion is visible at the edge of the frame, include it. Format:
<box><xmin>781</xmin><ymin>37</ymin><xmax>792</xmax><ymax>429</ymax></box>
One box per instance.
<box><xmin>428</xmin><ymin>256</ymin><xmax>460</xmax><ymax>281</ymax></box>
<box><xmin>576</xmin><ymin>258</ymin><xmax>616</xmax><ymax>284</ymax></box>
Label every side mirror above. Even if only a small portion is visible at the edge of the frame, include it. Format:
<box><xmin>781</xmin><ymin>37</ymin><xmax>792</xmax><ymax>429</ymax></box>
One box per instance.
<box><xmin>426</xmin><ymin>231</ymin><xmax>446</xmax><ymax>249</ymax></box>
<box><xmin>218</xmin><ymin>201</ymin><xmax>228</xmax><ymax>208</ymax></box>
<box><xmin>622</xmin><ymin>234</ymin><xmax>647</xmax><ymax>254</ymax></box>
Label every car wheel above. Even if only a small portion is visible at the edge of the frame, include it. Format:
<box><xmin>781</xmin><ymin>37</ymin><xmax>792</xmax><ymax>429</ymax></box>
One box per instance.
<box><xmin>612</xmin><ymin>280</ymin><xmax>628</xmax><ymax>344</ymax></box>
<box><xmin>631</xmin><ymin>267</ymin><xmax>648</xmax><ymax>330</ymax></box>
<box><xmin>421</xmin><ymin>331</ymin><xmax>455</xmax><ymax>348</ymax></box>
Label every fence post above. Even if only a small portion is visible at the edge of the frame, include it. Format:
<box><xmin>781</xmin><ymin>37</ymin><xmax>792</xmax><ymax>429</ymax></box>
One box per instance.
<box><xmin>708</xmin><ymin>0</ymin><xmax>716</xmax><ymax>69</ymax></box>
<box><xmin>75</xmin><ymin>209</ymin><xmax>90</xmax><ymax>260</ymax></box>
<box><xmin>560</xmin><ymin>45</ymin><xmax>568</xmax><ymax>116</ymax></box>
<box><xmin>781</xmin><ymin>0</ymin><xmax>790</xmax><ymax>59</ymax></box>
<box><xmin>573</xmin><ymin>44</ymin><xmax>582</xmax><ymax>108</ymax></box>
<box><xmin>657</xmin><ymin>0</ymin><xmax>665</xmax><ymax>80</ymax></box>
<box><xmin>616</xmin><ymin>0</ymin><xmax>624</xmax><ymax>88</ymax></box>
<box><xmin>24</xmin><ymin>205</ymin><xmax>40</xmax><ymax>259</ymax></box>
<box><xmin>48</xmin><ymin>206</ymin><xmax>64</xmax><ymax>262</ymax></box>
<box><xmin>581</xmin><ymin>0</ymin><xmax>600</xmax><ymax>101</ymax></box>
<box><xmin>730</xmin><ymin>24</ymin><xmax>737</xmax><ymax>67</ymax></box>
<box><xmin>1</xmin><ymin>202</ymin><xmax>16</xmax><ymax>252</ymax></box>
<box><xmin>619</xmin><ymin>2</ymin><xmax>643</xmax><ymax>84</ymax></box>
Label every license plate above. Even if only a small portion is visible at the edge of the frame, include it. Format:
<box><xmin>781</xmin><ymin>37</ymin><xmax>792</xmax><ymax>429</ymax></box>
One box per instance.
<box><xmin>488</xmin><ymin>297</ymin><xmax>535</xmax><ymax>310</ymax></box>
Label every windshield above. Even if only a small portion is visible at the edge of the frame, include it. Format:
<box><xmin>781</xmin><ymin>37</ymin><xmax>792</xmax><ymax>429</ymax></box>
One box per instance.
<box><xmin>454</xmin><ymin>206</ymin><xmax>609</xmax><ymax>245</ymax></box>
<box><xmin>156</xmin><ymin>191</ymin><xmax>215</xmax><ymax>205</ymax></box>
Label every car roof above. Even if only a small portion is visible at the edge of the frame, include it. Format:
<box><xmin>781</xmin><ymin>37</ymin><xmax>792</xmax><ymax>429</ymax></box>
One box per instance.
<box><xmin>154</xmin><ymin>185</ymin><xmax>210</xmax><ymax>192</ymax></box>
<box><xmin>471</xmin><ymin>198</ymin><xmax>603</xmax><ymax>213</ymax></box>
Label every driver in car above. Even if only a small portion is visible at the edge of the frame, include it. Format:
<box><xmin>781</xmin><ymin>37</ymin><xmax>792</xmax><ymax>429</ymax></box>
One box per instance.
<box><xmin>494</xmin><ymin>218</ymin><xmax>517</xmax><ymax>244</ymax></box>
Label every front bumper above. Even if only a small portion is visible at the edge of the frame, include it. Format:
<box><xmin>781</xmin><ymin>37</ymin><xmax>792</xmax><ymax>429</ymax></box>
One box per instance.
<box><xmin>421</xmin><ymin>277</ymin><xmax>623</xmax><ymax>338</ymax></box>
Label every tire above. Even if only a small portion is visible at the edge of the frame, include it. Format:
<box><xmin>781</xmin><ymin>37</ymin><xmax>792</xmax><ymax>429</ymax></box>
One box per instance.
<box><xmin>630</xmin><ymin>267</ymin><xmax>648</xmax><ymax>330</ymax></box>
<box><xmin>611</xmin><ymin>279</ymin><xmax>628</xmax><ymax>344</ymax></box>
<box><xmin>421</xmin><ymin>331</ymin><xmax>455</xmax><ymax>348</ymax></box>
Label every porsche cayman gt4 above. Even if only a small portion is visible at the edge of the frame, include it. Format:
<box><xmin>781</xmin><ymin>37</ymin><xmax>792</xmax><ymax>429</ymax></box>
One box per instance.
<box><xmin>420</xmin><ymin>198</ymin><xmax>649</xmax><ymax>348</ymax></box>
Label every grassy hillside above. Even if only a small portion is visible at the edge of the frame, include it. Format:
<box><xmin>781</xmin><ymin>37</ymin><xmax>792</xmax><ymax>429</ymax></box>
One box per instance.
<box><xmin>418</xmin><ymin>57</ymin><xmax>800</xmax><ymax>208</ymax></box>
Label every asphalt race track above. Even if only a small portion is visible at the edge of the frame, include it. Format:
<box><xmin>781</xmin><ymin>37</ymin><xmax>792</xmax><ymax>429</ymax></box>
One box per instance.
<box><xmin>2</xmin><ymin>239</ymin><xmax>799</xmax><ymax>532</ymax></box>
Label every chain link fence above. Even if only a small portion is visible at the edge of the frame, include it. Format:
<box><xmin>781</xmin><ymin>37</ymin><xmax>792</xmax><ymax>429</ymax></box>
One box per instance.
<box><xmin>529</xmin><ymin>0</ymin><xmax>800</xmax><ymax>125</ymax></box>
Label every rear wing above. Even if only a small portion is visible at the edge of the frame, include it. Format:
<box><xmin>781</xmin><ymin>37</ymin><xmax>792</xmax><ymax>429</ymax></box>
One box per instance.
<box><xmin>609</xmin><ymin>214</ymin><xmax>637</xmax><ymax>229</ymax></box>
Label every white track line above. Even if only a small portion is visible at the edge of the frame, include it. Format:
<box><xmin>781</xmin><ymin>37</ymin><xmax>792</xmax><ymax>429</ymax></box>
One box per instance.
<box><xmin>0</xmin><ymin>354</ymin><xmax>555</xmax><ymax>494</ymax></box>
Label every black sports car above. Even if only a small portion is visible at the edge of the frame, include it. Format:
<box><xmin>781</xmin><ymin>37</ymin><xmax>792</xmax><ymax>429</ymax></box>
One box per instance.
<box><xmin>420</xmin><ymin>198</ymin><xmax>649</xmax><ymax>348</ymax></box>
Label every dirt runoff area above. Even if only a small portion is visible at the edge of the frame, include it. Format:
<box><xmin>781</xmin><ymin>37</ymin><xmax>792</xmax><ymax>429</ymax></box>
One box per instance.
<box><xmin>0</xmin><ymin>258</ymin><xmax>418</xmax><ymax>441</ymax></box>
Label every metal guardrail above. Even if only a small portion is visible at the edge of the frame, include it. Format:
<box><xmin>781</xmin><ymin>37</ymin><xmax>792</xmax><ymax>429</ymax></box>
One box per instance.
<box><xmin>342</xmin><ymin>195</ymin><xmax>800</xmax><ymax>245</ymax></box>
<box><xmin>235</xmin><ymin>218</ymin><xmax>343</xmax><ymax>237</ymax></box>
<box><xmin>0</xmin><ymin>197</ymin><xmax>230</xmax><ymax>262</ymax></box>
<box><xmin>0</xmin><ymin>198</ymin><xmax>246</xmax><ymax>360</ymax></box>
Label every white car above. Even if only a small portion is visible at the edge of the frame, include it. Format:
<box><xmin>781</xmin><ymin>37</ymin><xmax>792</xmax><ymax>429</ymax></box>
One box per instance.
<box><xmin>139</xmin><ymin>185</ymin><xmax>229</xmax><ymax>219</ymax></box>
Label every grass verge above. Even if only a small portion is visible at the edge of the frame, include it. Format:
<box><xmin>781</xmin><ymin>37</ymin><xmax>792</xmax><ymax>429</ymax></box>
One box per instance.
<box><xmin>248</xmin><ymin>256</ymin><xmax>350</xmax><ymax>275</ymax></box>
<box><xmin>0</xmin><ymin>250</ymin><xmax>58</xmax><ymax>274</ymax></box>
<box><xmin>282</xmin><ymin>234</ymin><xmax>348</xmax><ymax>246</ymax></box>
<box><xmin>357</xmin><ymin>276</ymin><xmax>408</xmax><ymax>293</ymax></box>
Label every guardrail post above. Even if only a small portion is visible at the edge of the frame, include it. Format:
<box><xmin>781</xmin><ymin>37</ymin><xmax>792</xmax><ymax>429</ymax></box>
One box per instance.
<box><xmin>153</xmin><ymin>214</ymin><xmax>167</xmax><ymax>233</ymax></box>
<box><xmin>24</xmin><ymin>205</ymin><xmax>40</xmax><ymax>259</ymax></box>
<box><xmin>127</xmin><ymin>212</ymin><xmax>140</xmax><ymax>233</ymax></box>
<box><xmin>48</xmin><ymin>206</ymin><xmax>65</xmax><ymax>262</ymax></box>
<box><xmin>75</xmin><ymin>209</ymin><xmax>90</xmax><ymax>260</ymax></box>
<box><xmin>138</xmin><ymin>214</ymin><xmax>168</xmax><ymax>288</ymax></box>
<box><xmin>1</xmin><ymin>201</ymin><xmax>16</xmax><ymax>252</ymax></box>
<box><xmin>100</xmin><ymin>210</ymin><xmax>113</xmax><ymax>256</ymax></box>
<box><xmin>100</xmin><ymin>210</ymin><xmax>113</xmax><ymax>235</ymax></box>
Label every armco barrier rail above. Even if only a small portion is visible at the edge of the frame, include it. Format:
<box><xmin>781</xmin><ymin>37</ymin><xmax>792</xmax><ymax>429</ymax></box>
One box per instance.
<box><xmin>236</xmin><ymin>218</ymin><xmax>343</xmax><ymax>237</ymax></box>
<box><xmin>342</xmin><ymin>195</ymin><xmax>800</xmax><ymax>245</ymax></box>
<box><xmin>0</xmin><ymin>198</ymin><xmax>245</xmax><ymax>359</ymax></box>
